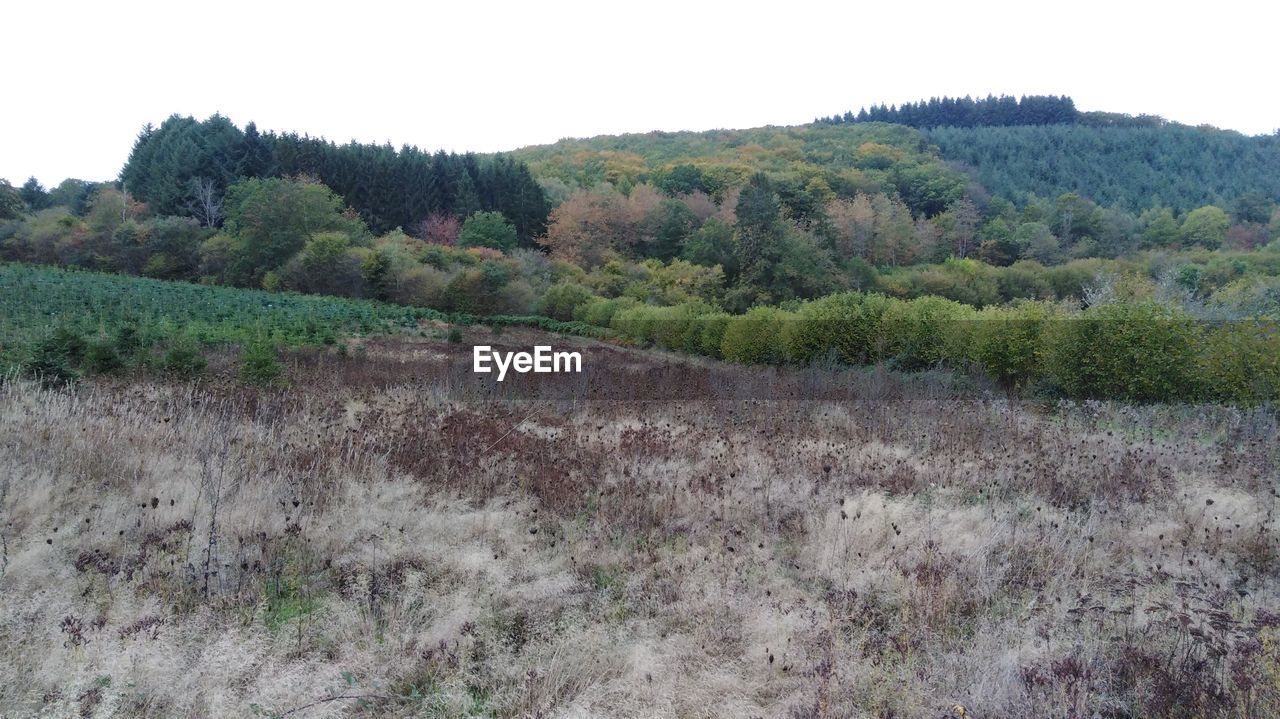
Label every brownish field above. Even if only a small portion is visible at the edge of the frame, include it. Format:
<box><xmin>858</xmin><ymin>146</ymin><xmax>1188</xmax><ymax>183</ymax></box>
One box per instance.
<box><xmin>1</xmin><ymin>330</ymin><xmax>1278</xmax><ymax>718</ymax></box>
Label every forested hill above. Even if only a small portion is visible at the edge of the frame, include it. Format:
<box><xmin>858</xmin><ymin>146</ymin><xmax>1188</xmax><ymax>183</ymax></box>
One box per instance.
<box><xmin>516</xmin><ymin>96</ymin><xmax>1279</xmax><ymax>214</ymax></box>
<box><xmin>926</xmin><ymin>123</ymin><xmax>1280</xmax><ymax>211</ymax></box>
<box><xmin>512</xmin><ymin>122</ymin><xmax>969</xmax><ymax>218</ymax></box>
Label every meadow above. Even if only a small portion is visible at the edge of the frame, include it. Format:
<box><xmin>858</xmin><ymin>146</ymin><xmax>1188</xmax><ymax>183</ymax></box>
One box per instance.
<box><xmin>1</xmin><ymin>314</ymin><xmax>1277</xmax><ymax>717</ymax></box>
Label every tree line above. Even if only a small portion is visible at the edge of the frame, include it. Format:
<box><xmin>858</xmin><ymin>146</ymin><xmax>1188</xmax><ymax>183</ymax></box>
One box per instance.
<box><xmin>816</xmin><ymin>95</ymin><xmax>1079</xmax><ymax>129</ymax></box>
<box><xmin>116</xmin><ymin>114</ymin><xmax>549</xmax><ymax>241</ymax></box>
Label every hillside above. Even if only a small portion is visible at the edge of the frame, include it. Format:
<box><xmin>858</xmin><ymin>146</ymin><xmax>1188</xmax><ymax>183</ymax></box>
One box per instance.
<box><xmin>513</xmin><ymin>102</ymin><xmax>1280</xmax><ymax>214</ymax></box>
<box><xmin>927</xmin><ymin>123</ymin><xmax>1280</xmax><ymax>211</ymax></box>
<box><xmin>512</xmin><ymin>122</ymin><xmax>969</xmax><ymax>216</ymax></box>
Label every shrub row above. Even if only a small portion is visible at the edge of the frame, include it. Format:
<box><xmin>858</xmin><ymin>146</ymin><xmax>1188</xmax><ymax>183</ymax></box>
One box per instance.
<box><xmin>606</xmin><ymin>292</ymin><xmax>1280</xmax><ymax>404</ymax></box>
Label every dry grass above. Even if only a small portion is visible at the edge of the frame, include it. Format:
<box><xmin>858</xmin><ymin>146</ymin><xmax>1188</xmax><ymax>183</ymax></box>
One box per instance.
<box><xmin>1</xmin><ymin>332</ymin><xmax>1278</xmax><ymax>718</ymax></box>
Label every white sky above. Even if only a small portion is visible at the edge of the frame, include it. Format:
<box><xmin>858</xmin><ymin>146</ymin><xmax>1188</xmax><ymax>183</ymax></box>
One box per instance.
<box><xmin>6</xmin><ymin>0</ymin><xmax>1278</xmax><ymax>187</ymax></box>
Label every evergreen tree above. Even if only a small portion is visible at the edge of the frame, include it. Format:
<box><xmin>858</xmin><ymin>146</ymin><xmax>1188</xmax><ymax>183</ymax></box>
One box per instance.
<box><xmin>0</xmin><ymin>179</ymin><xmax>24</xmax><ymax>220</ymax></box>
<box><xmin>235</xmin><ymin>122</ymin><xmax>273</xmax><ymax>179</ymax></box>
<box><xmin>19</xmin><ymin>177</ymin><xmax>49</xmax><ymax>210</ymax></box>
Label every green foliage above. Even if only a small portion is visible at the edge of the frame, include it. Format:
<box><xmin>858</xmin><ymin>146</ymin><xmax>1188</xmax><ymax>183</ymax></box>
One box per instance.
<box><xmin>650</xmin><ymin>302</ymin><xmax>715</xmax><ymax>352</ymax></box>
<box><xmin>121</xmin><ymin>114</ymin><xmax>549</xmax><ymax>239</ymax></box>
<box><xmin>83</xmin><ymin>339</ymin><xmax>123</xmax><ymax>375</ymax></box>
<box><xmin>540</xmin><ymin>282</ymin><xmax>595</xmax><ymax>321</ymax></box>
<box><xmin>681</xmin><ymin>218</ymin><xmax>736</xmax><ymax>274</ymax></box>
<box><xmin>263</xmin><ymin>576</ymin><xmax>317</xmax><ymax>632</ymax></box>
<box><xmin>575</xmin><ymin>296</ymin><xmax>639</xmax><ymax>327</ymax></box>
<box><xmin>880</xmin><ymin>295</ymin><xmax>976</xmax><ymax>370</ymax></box>
<box><xmin>818</xmin><ymin>94</ymin><xmax>1078</xmax><ymax>129</ymax></box>
<box><xmin>283</xmin><ymin>231</ymin><xmax>364</xmax><ymax>296</ymax></box>
<box><xmin>0</xmin><ymin>264</ymin><xmax>433</xmax><ymax>352</ymax></box>
<box><xmin>721</xmin><ymin>306</ymin><xmax>791</xmax><ymax>364</ymax></box>
<box><xmin>969</xmin><ymin>301</ymin><xmax>1055</xmax><ymax>389</ymax></box>
<box><xmin>692</xmin><ymin>312</ymin><xmax>732</xmax><ymax>358</ymax></box>
<box><xmin>783</xmin><ymin>292</ymin><xmax>895</xmax><ymax>366</ymax></box>
<box><xmin>929</xmin><ymin>124</ymin><xmax>1280</xmax><ymax>212</ymax></box>
<box><xmin>444</xmin><ymin>259</ymin><xmax>533</xmax><ymax>316</ymax></box>
<box><xmin>216</xmin><ymin>177</ymin><xmax>367</xmax><ymax>286</ymax></box>
<box><xmin>651</xmin><ymin>199</ymin><xmax>698</xmax><ymax>261</ymax></box>
<box><xmin>458</xmin><ymin>211</ymin><xmax>518</xmax><ymax>252</ymax></box>
<box><xmin>1180</xmin><ymin>206</ymin><xmax>1230</xmax><ymax>249</ymax></box>
<box><xmin>22</xmin><ymin>326</ymin><xmax>86</xmax><ymax>386</ymax></box>
<box><xmin>1197</xmin><ymin>321</ymin><xmax>1280</xmax><ymax>404</ymax></box>
<box><xmin>514</xmin><ymin>122</ymin><xmax>966</xmax><ymax>217</ymax></box>
<box><xmin>1045</xmin><ymin>300</ymin><xmax>1202</xmax><ymax>402</ymax></box>
<box><xmin>0</xmin><ymin>179</ymin><xmax>25</xmax><ymax>220</ymax></box>
<box><xmin>160</xmin><ymin>336</ymin><xmax>207</xmax><ymax>378</ymax></box>
<box><xmin>120</xmin><ymin>114</ymin><xmax>253</xmax><ymax>217</ymax></box>
<box><xmin>240</xmin><ymin>338</ymin><xmax>284</xmax><ymax>386</ymax></box>
<box><xmin>18</xmin><ymin>177</ymin><xmax>49</xmax><ymax>212</ymax></box>
<box><xmin>611</xmin><ymin>304</ymin><xmax>663</xmax><ymax>346</ymax></box>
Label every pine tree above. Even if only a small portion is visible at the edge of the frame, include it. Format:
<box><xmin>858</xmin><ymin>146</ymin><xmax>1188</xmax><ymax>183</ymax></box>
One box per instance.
<box><xmin>19</xmin><ymin>177</ymin><xmax>49</xmax><ymax>210</ymax></box>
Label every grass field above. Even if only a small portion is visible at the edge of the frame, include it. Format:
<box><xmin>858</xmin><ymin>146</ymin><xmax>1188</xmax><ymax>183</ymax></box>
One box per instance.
<box><xmin>1</xmin><ymin>307</ymin><xmax>1278</xmax><ymax>717</ymax></box>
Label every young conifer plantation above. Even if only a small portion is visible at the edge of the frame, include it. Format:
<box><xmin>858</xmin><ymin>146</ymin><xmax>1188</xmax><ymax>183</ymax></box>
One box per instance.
<box><xmin>2</xmin><ymin>3</ymin><xmax>1279</xmax><ymax>718</ymax></box>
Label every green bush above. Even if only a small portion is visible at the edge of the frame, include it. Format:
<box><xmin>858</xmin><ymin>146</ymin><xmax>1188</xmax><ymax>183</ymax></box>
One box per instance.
<box><xmin>540</xmin><ymin>283</ymin><xmax>596</xmax><ymax>321</ymax></box>
<box><xmin>240</xmin><ymin>339</ymin><xmax>285</xmax><ymax>386</ymax></box>
<box><xmin>692</xmin><ymin>312</ymin><xmax>732</xmax><ymax>358</ymax></box>
<box><xmin>721</xmin><ymin>306</ymin><xmax>791</xmax><ymax>365</ymax></box>
<box><xmin>782</xmin><ymin>292</ymin><xmax>897</xmax><ymax>366</ymax></box>
<box><xmin>575</xmin><ymin>296</ymin><xmax>639</xmax><ymax>328</ymax></box>
<box><xmin>880</xmin><ymin>295</ymin><xmax>975</xmax><ymax>370</ymax></box>
<box><xmin>969</xmin><ymin>301</ymin><xmax>1055</xmax><ymax>388</ymax></box>
<box><xmin>650</xmin><ymin>302</ymin><xmax>714</xmax><ymax>352</ymax></box>
<box><xmin>1198</xmin><ymin>320</ymin><xmax>1280</xmax><ymax>404</ymax></box>
<box><xmin>1045</xmin><ymin>300</ymin><xmax>1202</xmax><ymax>402</ymax></box>
<box><xmin>458</xmin><ymin>211</ymin><xmax>518</xmax><ymax>252</ymax></box>
<box><xmin>83</xmin><ymin>340</ymin><xmax>123</xmax><ymax>375</ymax></box>
<box><xmin>113</xmin><ymin>323</ymin><xmax>145</xmax><ymax>358</ymax></box>
<box><xmin>611</xmin><ymin>304</ymin><xmax>664</xmax><ymax>345</ymax></box>
<box><xmin>160</xmin><ymin>337</ymin><xmax>207</xmax><ymax>378</ymax></box>
<box><xmin>23</xmin><ymin>327</ymin><xmax>86</xmax><ymax>386</ymax></box>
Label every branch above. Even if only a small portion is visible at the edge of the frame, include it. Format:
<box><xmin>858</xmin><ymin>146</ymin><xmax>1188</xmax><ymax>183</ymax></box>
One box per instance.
<box><xmin>276</xmin><ymin>693</ymin><xmax>390</xmax><ymax>717</ymax></box>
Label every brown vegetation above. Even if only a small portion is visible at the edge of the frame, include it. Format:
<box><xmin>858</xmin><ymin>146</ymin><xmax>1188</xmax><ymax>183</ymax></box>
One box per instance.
<box><xmin>1</xmin><ymin>331</ymin><xmax>1277</xmax><ymax>718</ymax></box>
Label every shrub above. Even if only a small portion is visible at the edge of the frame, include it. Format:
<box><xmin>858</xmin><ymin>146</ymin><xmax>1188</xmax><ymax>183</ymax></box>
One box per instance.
<box><xmin>447</xmin><ymin>327</ymin><xmax>464</xmax><ymax>344</ymax></box>
<box><xmin>782</xmin><ymin>292</ymin><xmax>896</xmax><ymax>366</ymax></box>
<box><xmin>1198</xmin><ymin>320</ymin><xmax>1280</xmax><ymax>404</ymax></box>
<box><xmin>575</xmin><ymin>296</ymin><xmax>639</xmax><ymax>328</ymax></box>
<box><xmin>23</xmin><ymin>327</ymin><xmax>86</xmax><ymax>386</ymax></box>
<box><xmin>83</xmin><ymin>340</ymin><xmax>123</xmax><ymax>375</ymax></box>
<box><xmin>389</xmin><ymin>264</ymin><xmax>449</xmax><ymax>308</ymax></box>
<box><xmin>650</xmin><ymin>302</ymin><xmax>713</xmax><ymax>352</ymax></box>
<box><xmin>458</xmin><ymin>211</ymin><xmax>518</xmax><ymax>252</ymax></box>
<box><xmin>496</xmin><ymin>279</ymin><xmax>538</xmax><ymax>315</ymax></box>
<box><xmin>540</xmin><ymin>283</ymin><xmax>595</xmax><ymax>321</ymax></box>
<box><xmin>721</xmin><ymin>306</ymin><xmax>791</xmax><ymax>365</ymax></box>
<box><xmin>969</xmin><ymin>301</ymin><xmax>1055</xmax><ymax>388</ymax></box>
<box><xmin>240</xmin><ymin>339</ymin><xmax>285</xmax><ymax>386</ymax></box>
<box><xmin>161</xmin><ymin>337</ymin><xmax>207</xmax><ymax>378</ymax></box>
<box><xmin>880</xmin><ymin>295</ymin><xmax>975</xmax><ymax>370</ymax></box>
<box><xmin>611</xmin><ymin>304</ymin><xmax>663</xmax><ymax>345</ymax></box>
<box><xmin>1045</xmin><ymin>300</ymin><xmax>1202</xmax><ymax>402</ymax></box>
<box><xmin>113</xmin><ymin>323</ymin><xmax>145</xmax><ymax>358</ymax></box>
<box><xmin>693</xmin><ymin>312</ymin><xmax>732</xmax><ymax>358</ymax></box>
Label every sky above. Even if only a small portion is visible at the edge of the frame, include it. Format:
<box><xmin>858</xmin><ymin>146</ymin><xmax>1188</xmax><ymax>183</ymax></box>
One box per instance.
<box><xmin>6</xmin><ymin>0</ymin><xmax>1278</xmax><ymax>186</ymax></box>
